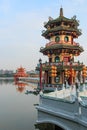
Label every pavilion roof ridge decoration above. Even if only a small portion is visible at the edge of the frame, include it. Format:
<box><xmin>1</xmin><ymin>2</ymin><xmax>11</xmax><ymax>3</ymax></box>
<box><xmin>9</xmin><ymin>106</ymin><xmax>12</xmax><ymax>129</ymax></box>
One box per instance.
<box><xmin>44</xmin><ymin>7</ymin><xmax>79</xmax><ymax>28</ymax></box>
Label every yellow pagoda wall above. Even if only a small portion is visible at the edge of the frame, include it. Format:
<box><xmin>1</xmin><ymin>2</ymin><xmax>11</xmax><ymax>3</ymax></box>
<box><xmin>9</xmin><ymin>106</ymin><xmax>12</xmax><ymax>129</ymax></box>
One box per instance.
<box><xmin>50</xmin><ymin>35</ymin><xmax>72</xmax><ymax>44</ymax></box>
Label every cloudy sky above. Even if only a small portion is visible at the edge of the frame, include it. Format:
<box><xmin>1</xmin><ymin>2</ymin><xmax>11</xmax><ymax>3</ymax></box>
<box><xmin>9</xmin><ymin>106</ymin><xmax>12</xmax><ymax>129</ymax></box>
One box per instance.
<box><xmin>0</xmin><ymin>0</ymin><xmax>87</xmax><ymax>71</ymax></box>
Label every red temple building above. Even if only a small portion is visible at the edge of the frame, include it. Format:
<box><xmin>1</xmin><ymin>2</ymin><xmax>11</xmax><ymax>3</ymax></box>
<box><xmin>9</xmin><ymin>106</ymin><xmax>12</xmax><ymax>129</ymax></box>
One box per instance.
<box><xmin>14</xmin><ymin>66</ymin><xmax>28</xmax><ymax>80</ymax></box>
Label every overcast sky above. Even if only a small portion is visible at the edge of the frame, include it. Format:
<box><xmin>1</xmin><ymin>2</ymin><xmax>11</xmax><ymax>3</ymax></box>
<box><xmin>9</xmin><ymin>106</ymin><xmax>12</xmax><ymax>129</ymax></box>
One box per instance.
<box><xmin>0</xmin><ymin>0</ymin><xmax>87</xmax><ymax>71</ymax></box>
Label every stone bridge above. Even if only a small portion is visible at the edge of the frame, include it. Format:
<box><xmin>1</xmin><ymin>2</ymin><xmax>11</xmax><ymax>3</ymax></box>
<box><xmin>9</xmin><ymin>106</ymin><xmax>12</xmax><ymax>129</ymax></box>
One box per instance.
<box><xmin>36</xmin><ymin>94</ymin><xmax>87</xmax><ymax>130</ymax></box>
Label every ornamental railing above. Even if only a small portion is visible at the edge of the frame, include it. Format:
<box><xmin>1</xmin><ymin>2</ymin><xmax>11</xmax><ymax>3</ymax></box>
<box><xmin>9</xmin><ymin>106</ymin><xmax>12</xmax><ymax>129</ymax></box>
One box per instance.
<box><xmin>46</xmin><ymin>41</ymin><xmax>80</xmax><ymax>47</ymax></box>
<box><xmin>42</xmin><ymin>61</ymin><xmax>83</xmax><ymax>68</ymax></box>
<box><xmin>42</xmin><ymin>62</ymin><xmax>63</xmax><ymax>67</ymax></box>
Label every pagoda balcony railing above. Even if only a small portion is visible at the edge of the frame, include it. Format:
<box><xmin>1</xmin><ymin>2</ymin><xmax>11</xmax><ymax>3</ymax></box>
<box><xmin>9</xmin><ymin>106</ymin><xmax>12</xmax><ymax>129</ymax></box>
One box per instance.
<box><xmin>42</xmin><ymin>61</ymin><xmax>83</xmax><ymax>69</ymax></box>
<box><xmin>42</xmin><ymin>62</ymin><xmax>63</xmax><ymax>67</ymax></box>
<box><xmin>46</xmin><ymin>40</ymin><xmax>80</xmax><ymax>47</ymax></box>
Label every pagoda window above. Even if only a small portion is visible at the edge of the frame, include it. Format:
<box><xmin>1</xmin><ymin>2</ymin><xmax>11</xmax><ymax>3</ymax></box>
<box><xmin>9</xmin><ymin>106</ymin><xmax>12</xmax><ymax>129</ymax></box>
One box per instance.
<box><xmin>55</xmin><ymin>36</ymin><xmax>60</xmax><ymax>42</ymax></box>
<box><xmin>55</xmin><ymin>56</ymin><xmax>60</xmax><ymax>62</ymax></box>
<box><xmin>64</xmin><ymin>36</ymin><xmax>69</xmax><ymax>42</ymax></box>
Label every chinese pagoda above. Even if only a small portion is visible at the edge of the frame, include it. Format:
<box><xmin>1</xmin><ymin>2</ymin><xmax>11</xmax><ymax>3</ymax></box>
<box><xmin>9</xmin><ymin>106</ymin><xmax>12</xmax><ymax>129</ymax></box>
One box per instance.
<box><xmin>39</xmin><ymin>7</ymin><xmax>87</xmax><ymax>90</ymax></box>
<box><xmin>36</xmin><ymin>8</ymin><xmax>87</xmax><ymax>130</ymax></box>
<box><xmin>14</xmin><ymin>66</ymin><xmax>28</xmax><ymax>80</ymax></box>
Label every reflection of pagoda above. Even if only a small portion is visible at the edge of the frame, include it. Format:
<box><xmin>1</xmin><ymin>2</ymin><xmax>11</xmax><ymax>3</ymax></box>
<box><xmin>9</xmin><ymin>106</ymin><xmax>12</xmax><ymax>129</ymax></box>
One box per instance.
<box><xmin>15</xmin><ymin>81</ymin><xmax>28</xmax><ymax>93</ymax></box>
<box><xmin>14</xmin><ymin>66</ymin><xmax>28</xmax><ymax>80</ymax></box>
<box><xmin>38</xmin><ymin>7</ymin><xmax>87</xmax><ymax>90</ymax></box>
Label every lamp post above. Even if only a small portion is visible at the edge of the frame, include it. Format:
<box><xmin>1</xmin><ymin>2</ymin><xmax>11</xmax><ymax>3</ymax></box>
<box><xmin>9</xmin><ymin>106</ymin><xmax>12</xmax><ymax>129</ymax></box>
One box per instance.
<box><xmin>39</xmin><ymin>58</ymin><xmax>42</xmax><ymax>90</ymax></box>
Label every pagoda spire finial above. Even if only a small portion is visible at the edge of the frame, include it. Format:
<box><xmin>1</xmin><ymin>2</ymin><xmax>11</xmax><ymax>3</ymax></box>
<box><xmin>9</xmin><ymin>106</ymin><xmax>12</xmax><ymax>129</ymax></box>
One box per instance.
<box><xmin>60</xmin><ymin>7</ymin><xmax>63</xmax><ymax>17</ymax></box>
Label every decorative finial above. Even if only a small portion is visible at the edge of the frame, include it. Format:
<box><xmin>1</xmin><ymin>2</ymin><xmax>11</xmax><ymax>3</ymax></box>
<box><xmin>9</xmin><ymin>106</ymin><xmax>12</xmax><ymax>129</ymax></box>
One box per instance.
<box><xmin>60</xmin><ymin>7</ymin><xmax>63</xmax><ymax>17</ymax></box>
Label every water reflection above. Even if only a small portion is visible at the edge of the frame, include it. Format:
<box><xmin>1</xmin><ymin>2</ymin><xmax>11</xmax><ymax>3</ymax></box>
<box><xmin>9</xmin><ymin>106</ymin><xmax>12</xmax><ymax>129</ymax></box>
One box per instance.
<box><xmin>15</xmin><ymin>81</ymin><xmax>28</xmax><ymax>93</ymax></box>
<box><xmin>0</xmin><ymin>80</ymin><xmax>39</xmax><ymax>130</ymax></box>
<box><xmin>0</xmin><ymin>78</ymin><xmax>14</xmax><ymax>84</ymax></box>
<box><xmin>0</xmin><ymin>79</ymin><xmax>65</xmax><ymax>130</ymax></box>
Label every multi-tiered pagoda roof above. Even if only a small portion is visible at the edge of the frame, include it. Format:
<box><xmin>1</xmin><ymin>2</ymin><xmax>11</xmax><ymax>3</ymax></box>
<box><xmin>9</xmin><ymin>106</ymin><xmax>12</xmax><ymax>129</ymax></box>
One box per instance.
<box><xmin>40</xmin><ymin>8</ymin><xmax>83</xmax><ymax>57</ymax></box>
<box><xmin>42</xmin><ymin>8</ymin><xmax>81</xmax><ymax>39</ymax></box>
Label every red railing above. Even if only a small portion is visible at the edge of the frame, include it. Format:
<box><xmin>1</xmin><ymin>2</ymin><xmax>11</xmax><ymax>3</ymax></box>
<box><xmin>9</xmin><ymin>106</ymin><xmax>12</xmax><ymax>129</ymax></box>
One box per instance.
<box><xmin>46</xmin><ymin>41</ymin><xmax>80</xmax><ymax>47</ymax></box>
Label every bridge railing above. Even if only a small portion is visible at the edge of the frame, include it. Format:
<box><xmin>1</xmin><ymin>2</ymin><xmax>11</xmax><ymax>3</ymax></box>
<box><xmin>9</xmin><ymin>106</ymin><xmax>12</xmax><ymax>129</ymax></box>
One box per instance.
<box><xmin>40</xmin><ymin>94</ymin><xmax>79</xmax><ymax>116</ymax></box>
<box><xmin>39</xmin><ymin>94</ymin><xmax>87</xmax><ymax>121</ymax></box>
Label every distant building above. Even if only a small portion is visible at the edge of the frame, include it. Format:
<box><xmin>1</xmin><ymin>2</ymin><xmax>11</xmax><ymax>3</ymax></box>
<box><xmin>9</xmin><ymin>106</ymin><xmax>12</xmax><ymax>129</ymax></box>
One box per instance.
<box><xmin>27</xmin><ymin>70</ymin><xmax>39</xmax><ymax>77</ymax></box>
<box><xmin>0</xmin><ymin>69</ymin><xmax>14</xmax><ymax>77</ymax></box>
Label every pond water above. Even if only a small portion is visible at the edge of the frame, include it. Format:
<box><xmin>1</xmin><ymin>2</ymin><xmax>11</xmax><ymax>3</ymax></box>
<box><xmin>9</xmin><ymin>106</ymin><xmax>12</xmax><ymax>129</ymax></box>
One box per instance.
<box><xmin>0</xmin><ymin>80</ymin><xmax>39</xmax><ymax>130</ymax></box>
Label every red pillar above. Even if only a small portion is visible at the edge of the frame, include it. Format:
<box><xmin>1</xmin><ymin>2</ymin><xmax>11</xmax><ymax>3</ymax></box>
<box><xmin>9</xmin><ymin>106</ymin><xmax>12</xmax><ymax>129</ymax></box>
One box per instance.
<box><xmin>39</xmin><ymin>62</ymin><xmax>42</xmax><ymax>90</ymax></box>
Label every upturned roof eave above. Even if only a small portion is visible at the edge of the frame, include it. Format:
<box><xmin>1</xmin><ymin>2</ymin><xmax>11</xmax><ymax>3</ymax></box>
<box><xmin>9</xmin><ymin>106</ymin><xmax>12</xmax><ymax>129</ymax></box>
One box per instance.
<box><xmin>44</xmin><ymin>16</ymin><xmax>79</xmax><ymax>28</ymax></box>
<box><xmin>40</xmin><ymin>44</ymin><xmax>84</xmax><ymax>53</ymax></box>
<box><xmin>42</xmin><ymin>27</ymin><xmax>82</xmax><ymax>37</ymax></box>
